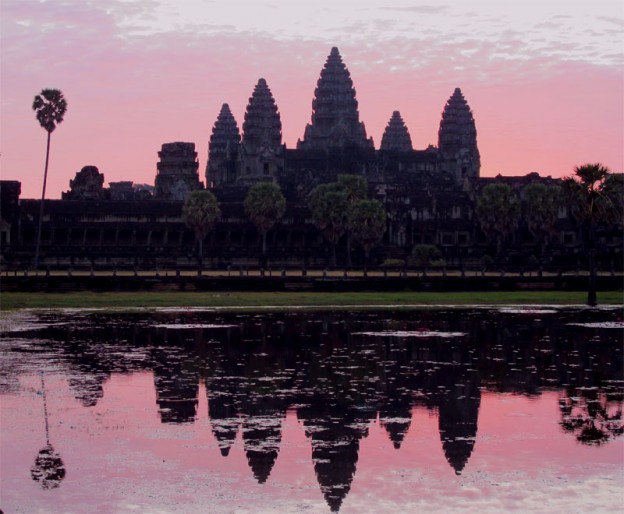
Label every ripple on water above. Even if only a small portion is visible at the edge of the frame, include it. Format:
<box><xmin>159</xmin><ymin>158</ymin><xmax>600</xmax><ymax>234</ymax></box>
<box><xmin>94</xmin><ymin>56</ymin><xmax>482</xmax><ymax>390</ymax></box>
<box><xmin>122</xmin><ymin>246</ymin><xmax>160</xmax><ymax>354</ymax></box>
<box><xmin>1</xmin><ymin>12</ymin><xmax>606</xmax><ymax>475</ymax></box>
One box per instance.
<box><xmin>566</xmin><ymin>321</ymin><xmax>624</xmax><ymax>329</ymax></box>
<box><xmin>353</xmin><ymin>330</ymin><xmax>466</xmax><ymax>338</ymax></box>
<box><xmin>151</xmin><ymin>324</ymin><xmax>238</xmax><ymax>329</ymax></box>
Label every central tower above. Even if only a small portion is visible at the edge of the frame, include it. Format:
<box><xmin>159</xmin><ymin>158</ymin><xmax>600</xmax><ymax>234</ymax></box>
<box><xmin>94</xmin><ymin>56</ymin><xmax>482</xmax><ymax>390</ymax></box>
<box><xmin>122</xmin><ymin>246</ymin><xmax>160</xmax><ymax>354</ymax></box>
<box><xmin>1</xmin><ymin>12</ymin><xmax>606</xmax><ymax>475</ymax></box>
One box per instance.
<box><xmin>298</xmin><ymin>47</ymin><xmax>373</xmax><ymax>152</ymax></box>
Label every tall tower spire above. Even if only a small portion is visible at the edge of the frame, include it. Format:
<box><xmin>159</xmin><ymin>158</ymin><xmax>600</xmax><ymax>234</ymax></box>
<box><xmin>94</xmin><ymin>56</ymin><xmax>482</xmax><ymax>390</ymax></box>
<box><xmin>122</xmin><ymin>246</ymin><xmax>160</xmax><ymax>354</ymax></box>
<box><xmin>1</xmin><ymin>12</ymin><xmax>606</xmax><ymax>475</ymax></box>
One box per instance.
<box><xmin>380</xmin><ymin>111</ymin><xmax>413</xmax><ymax>152</ymax></box>
<box><xmin>242</xmin><ymin>78</ymin><xmax>282</xmax><ymax>151</ymax></box>
<box><xmin>206</xmin><ymin>103</ymin><xmax>240</xmax><ymax>188</ymax></box>
<box><xmin>239</xmin><ymin>78</ymin><xmax>284</xmax><ymax>181</ymax></box>
<box><xmin>437</xmin><ymin>87</ymin><xmax>480</xmax><ymax>182</ymax></box>
<box><xmin>298</xmin><ymin>47</ymin><xmax>373</xmax><ymax>151</ymax></box>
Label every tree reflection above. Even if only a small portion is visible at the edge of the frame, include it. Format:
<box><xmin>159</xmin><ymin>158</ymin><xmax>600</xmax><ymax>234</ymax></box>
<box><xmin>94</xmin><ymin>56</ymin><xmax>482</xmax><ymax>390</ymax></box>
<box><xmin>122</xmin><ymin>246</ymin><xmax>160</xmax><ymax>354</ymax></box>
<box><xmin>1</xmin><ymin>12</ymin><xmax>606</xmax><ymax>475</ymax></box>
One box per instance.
<box><xmin>559</xmin><ymin>387</ymin><xmax>623</xmax><ymax>445</ymax></box>
<box><xmin>31</xmin><ymin>372</ymin><xmax>65</xmax><ymax>489</ymax></box>
<box><xmin>6</xmin><ymin>307</ymin><xmax>622</xmax><ymax>506</ymax></box>
<box><xmin>31</xmin><ymin>444</ymin><xmax>66</xmax><ymax>489</ymax></box>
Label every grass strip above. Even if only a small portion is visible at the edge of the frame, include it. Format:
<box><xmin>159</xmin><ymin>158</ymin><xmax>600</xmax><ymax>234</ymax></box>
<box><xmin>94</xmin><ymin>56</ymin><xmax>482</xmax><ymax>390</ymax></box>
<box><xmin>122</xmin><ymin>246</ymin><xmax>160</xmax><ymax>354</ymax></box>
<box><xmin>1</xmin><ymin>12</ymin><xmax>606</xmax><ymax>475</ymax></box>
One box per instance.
<box><xmin>1</xmin><ymin>291</ymin><xmax>622</xmax><ymax>310</ymax></box>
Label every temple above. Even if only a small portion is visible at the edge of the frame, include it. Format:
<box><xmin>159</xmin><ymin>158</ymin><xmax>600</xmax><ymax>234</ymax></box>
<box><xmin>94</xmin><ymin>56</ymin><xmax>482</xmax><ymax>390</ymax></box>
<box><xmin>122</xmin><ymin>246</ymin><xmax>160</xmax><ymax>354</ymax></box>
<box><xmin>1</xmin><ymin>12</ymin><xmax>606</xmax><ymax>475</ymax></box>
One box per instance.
<box><xmin>206</xmin><ymin>103</ymin><xmax>241</xmax><ymax>188</ymax></box>
<box><xmin>298</xmin><ymin>47</ymin><xmax>373</xmax><ymax>152</ymax></box>
<box><xmin>380</xmin><ymin>111</ymin><xmax>413</xmax><ymax>153</ymax></box>
<box><xmin>0</xmin><ymin>47</ymin><xmax>621</xmax><ymax>270</ymax></box>
<box><xmin>154</xmin><ymin>142</ymin><xmax>203</xmax><ymax>201</ymax></box>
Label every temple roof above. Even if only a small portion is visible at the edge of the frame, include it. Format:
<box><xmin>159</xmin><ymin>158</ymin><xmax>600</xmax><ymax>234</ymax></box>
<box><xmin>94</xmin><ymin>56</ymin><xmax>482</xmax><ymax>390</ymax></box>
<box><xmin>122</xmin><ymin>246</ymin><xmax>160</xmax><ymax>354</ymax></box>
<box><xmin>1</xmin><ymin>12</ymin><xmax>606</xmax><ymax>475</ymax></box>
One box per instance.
<box><xmin>438</xmin><ymin>87</ymin><xmax>479</xmax><ymax>156</ymax></box>
<box><xmin>298</xmin><ymin>47</ymin><xmax>373</xmax><ymax>151</ymax></box>
<box><xmin>208</xmin><ymin>103</ymin><xmax>241</xmax><ymax>161</ymax></box>
<box><xmin>380</xmin><ymin>111</ymin><xmax>413</xmax><ymax>152</ymax></box>
<box><xmin>242</xmin><ymin>78</ymin><xmax>282</xmax><ymax>151</ymax></box>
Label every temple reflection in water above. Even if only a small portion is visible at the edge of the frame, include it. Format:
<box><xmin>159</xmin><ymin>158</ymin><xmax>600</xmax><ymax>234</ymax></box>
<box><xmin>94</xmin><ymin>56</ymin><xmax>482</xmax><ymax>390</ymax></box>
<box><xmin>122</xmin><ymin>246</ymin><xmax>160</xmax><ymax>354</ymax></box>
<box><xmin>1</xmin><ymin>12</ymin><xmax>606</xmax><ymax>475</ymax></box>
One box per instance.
<box><xmin>1</xmin><ymin>308</ymin><xmax>622</xmax><ymax>512</ymax></box>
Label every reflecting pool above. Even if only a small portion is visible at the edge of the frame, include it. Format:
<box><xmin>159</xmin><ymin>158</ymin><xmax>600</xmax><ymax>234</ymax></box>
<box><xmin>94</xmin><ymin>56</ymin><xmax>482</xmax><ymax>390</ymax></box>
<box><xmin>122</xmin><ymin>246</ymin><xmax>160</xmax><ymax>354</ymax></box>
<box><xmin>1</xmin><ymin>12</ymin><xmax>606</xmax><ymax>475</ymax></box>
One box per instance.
<box><xmin>1</xmin><ymin>307</ymin><xmax>623</xmax><ymax>513</ymax></box>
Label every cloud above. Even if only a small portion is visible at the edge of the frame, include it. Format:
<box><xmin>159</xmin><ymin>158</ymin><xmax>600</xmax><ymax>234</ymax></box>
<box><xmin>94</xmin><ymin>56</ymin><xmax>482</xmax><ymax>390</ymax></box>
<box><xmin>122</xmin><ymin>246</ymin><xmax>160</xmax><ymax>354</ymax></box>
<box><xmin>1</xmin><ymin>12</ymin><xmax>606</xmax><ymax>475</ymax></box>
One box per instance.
<box><xmin>1</xmin><ymin>0</ymin><xmax>622</xmax><ymax>199</ymax></box>
<box><xmin>382</xmin><ymin>5</ymin><xmax>448</xmax><ymax>14</ymax></box>
<box><xmin>597</xmin><ymin>15</ymin><xmax>624</xmax><ymax>27</ymax></box>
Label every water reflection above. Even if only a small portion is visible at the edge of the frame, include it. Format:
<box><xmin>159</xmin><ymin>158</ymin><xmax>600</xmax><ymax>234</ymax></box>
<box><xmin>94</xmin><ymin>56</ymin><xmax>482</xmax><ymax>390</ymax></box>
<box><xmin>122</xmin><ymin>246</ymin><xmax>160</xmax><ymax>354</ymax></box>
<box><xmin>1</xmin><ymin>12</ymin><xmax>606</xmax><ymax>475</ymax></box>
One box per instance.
<box><xmin>31</xmin><ymin>372</ymin><xmax>66</xmax><ymax>489</ymax></box>
<box><xmin>1</xmin><ymin>307</ymin><xmax>622</xmax><ymax>511</ymax></box>
<box><xmin>559</xmin><ymin>386</ymin><xmax>624</xmax><ymax>445</ymax></box>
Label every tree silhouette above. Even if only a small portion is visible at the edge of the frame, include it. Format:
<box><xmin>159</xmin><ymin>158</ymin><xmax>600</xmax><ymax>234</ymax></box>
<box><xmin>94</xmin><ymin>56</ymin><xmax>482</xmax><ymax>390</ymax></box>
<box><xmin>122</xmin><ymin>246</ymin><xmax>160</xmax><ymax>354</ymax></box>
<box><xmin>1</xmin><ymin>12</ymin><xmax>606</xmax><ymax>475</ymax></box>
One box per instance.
<box><xmin>562</xmin><ymin>164</ymin><xmax>622</xmax><ymax>305</ymax></box>
<box><xmin>182</xmin><ymin>190</ymin><xmax>221</xmax><ymax>272</ymax></box>
<box><xmin>348</xmin><ymin>199</ymin><xmax>386</xmax><ymax>272</ymax></box>
<box><xmin>410</xmin><ymin>244</ymin><xmax>442</xmax><ymax>276</ymax></box>
<box><xmin>337</xmin><ymin>174</ymin><xmax>367</xmax><ymax>266</ymax></box>
<box><xmin>32</xmin><ymin>89</ymin><xmax>67</xmax><ymax>269</ymax></box>
<box><xmin>559</xmin><ymin>387</ymin><xmax>623</xmax><ymax>445</ymax></box>
<box><xmin>476</xmin><ymin>183</ymin><xmax>520</xmax><ymax>259</ymax></box>
<box><xmin>244</xmin><ymin>181</ymin><xmax>286</xmax><ymax>267</ymax></box>
<box><xmin>309</xmin><ymin>183</ymin><xmax>348</xmax><ymax>267</ymax></box>
<box><xmin>521</xmin><ymin>183</ymin><xmax>562</xmax><ymax>259</ymax></box>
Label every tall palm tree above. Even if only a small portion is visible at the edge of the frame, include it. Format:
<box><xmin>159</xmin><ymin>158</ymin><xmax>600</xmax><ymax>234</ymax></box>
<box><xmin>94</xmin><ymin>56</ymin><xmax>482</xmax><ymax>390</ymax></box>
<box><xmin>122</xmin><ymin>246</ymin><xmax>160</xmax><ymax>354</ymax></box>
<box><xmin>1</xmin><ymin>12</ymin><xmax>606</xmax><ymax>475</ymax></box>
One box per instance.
<box><xmin>244</xmin><ymin>181</ymin><xmax>286</xmax><ymax>267</ymax></box>
<box><xmin>182</xmin><ymin>190</ymin><xmax>221</xmax><ymax>272</ymax></box>
<box><xmin>562</xmin><ymin>163</ymin><xmax>620</xmax><ymax>306</ymax></box>
<box><xmin>32</xmin><ymin>89</ymin><xmax>68</xmax><ymax>269</ymax></box>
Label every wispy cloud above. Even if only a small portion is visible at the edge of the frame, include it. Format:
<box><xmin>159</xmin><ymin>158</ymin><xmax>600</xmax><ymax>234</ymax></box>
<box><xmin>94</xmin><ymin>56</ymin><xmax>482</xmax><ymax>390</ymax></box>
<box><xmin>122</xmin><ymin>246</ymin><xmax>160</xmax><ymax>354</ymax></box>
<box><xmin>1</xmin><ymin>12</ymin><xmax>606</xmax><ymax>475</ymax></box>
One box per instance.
<box><xmin>382</xmin><ymin>5</ymin><xmax>448</xmax><ymax>14</ymax></box>
<box><xmin>1</xmin><ymin>0</ymin><xmax>621</xmax><ymax>199</ymax></box>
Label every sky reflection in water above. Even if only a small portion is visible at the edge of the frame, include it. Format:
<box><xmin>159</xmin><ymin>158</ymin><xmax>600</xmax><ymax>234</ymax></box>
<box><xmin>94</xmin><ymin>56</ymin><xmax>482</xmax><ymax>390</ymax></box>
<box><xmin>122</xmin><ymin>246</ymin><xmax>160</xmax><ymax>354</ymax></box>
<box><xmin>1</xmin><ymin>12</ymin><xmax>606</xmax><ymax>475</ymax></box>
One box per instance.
<box><xmin>0</xmin><ymin>307</ymin><xmax>622</xmax><ymax>513</ymax></box>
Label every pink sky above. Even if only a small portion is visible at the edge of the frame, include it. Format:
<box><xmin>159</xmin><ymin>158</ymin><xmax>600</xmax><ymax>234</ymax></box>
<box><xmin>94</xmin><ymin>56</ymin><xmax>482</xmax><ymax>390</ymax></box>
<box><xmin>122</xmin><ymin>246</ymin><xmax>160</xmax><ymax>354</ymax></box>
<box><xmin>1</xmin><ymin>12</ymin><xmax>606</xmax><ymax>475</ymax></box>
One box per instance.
<box><xmin>1</xmin><ymin>0</ymin><xmax>622</xmax><ymax>199</ymax></box>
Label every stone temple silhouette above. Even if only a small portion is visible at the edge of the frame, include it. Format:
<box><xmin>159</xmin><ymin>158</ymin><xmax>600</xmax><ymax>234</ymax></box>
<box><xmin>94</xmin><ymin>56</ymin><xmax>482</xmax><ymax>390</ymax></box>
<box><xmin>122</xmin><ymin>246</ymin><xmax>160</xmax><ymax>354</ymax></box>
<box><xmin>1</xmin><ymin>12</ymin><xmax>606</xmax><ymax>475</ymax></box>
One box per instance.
<box><xmin>205</xmin><ymin>47</ymin><xmax>478</xmax><ymax>190</ymax></box>
<box><xmin>1</xmin><ymin>46</ymin><xmax>620</xmax><ymax>270</ymax></box>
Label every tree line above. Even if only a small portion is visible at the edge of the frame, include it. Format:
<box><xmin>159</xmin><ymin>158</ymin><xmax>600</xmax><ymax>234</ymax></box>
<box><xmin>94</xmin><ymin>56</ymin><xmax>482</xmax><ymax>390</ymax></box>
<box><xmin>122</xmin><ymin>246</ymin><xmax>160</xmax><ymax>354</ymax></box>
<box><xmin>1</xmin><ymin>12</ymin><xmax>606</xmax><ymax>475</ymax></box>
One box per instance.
<box><xmin>32</xmin><ymin>88</ymin><xmax>622</xmax><ymax>306</ymax></box>
<box><xmin>182</xmin><ymin>175</ymin><xmax>387</xmax><ymax>274</ymax></box>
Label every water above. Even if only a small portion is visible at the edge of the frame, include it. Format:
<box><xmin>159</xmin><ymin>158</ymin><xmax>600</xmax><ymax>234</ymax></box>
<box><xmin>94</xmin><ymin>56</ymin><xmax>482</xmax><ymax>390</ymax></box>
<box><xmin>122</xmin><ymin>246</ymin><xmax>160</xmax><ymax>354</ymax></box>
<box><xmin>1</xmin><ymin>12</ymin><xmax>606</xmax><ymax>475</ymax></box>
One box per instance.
<box><xmin>1</xmin><ymin>307</ymin><xmax>622</xmax><ymax>513</ymax></box>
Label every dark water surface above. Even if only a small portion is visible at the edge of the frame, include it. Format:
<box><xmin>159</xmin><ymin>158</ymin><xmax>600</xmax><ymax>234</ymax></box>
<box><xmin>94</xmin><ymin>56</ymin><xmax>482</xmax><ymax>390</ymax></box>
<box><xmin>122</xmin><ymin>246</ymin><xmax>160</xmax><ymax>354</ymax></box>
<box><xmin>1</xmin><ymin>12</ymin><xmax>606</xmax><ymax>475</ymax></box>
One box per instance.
<box><xmin>1</xmin><ymin>306</ymin><xmax>623</xmax><ymax>513</ymax></box>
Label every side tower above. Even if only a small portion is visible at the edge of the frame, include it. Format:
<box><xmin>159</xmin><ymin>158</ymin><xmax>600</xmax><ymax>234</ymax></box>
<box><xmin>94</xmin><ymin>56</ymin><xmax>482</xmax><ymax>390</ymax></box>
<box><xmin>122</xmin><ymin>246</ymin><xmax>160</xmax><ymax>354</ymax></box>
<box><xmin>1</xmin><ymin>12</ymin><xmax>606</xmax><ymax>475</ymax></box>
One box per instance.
<box><xmin>380</xmin><ymin>111</ymin><xmax>413</xmax><ymax>152</ymax></box>
<box><xmin>298</xmin><ymin>47</ymin><xmax>374</xmax><ymax>151</ymax></box>
<box><xmin>154</xmin><ymin>142</ymin><xmax>203</xmax><ymax>201</ymax></box>
<box><xmin>62</xmin><ymin>166</ymin><xmax>106</xmax><ymax>200</ymax></box>
<box><xmin>206</xmin><ymin>103</ymin><xmax>241</xmax><ymax>188</ymax></box>
<box><xmin>239</xmin><ymin>78</ymin><xmax>284</xmax><ymax>182</ymax></box>
<box><xmin>437</xmin><ymin>88</ymin><xmax>480</xmax><ymax>183</ymax></box>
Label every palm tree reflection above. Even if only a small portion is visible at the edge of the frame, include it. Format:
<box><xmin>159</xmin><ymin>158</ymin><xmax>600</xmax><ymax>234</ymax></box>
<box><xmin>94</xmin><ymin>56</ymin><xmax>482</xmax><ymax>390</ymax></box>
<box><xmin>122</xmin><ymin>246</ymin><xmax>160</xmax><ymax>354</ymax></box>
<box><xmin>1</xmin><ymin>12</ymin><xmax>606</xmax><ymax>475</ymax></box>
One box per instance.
<box><xmin>559</xmin><ymin>387</ymin><xmax>623</xmax><ymax>445</ymax></box>
<box><xmin>31</xmin><ymin>371</ymin><xmax>66</xmax><ymax>489</ymax></box>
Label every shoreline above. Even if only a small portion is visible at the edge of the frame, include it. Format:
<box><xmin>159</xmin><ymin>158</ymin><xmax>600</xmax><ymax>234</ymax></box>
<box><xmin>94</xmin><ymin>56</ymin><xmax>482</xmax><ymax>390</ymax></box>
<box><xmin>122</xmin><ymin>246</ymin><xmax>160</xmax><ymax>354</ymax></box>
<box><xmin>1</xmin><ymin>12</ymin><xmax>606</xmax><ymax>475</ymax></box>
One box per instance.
<box><xmin>2</xmin><ymin>291</ymin><xmax>622</xmax><ymax>311</ymax></box>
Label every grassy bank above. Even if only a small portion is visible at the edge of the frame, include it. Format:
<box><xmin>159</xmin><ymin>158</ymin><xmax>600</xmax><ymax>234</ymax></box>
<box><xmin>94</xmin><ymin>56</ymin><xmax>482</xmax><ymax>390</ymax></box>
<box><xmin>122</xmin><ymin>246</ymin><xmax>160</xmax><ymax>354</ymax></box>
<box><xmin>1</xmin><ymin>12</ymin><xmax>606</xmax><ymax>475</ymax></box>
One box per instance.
<box><xmin>1</xmin><ymin>290</ymin><xmax>622</xmax><ymax>310</ymax></box>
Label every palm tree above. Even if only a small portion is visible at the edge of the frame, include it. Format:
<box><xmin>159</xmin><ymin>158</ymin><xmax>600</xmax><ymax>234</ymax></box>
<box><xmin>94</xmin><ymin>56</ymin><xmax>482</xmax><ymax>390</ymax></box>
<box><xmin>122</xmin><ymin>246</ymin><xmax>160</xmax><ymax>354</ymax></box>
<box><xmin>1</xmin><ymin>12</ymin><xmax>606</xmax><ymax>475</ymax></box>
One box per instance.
<box><xmin>32</xmin><ymin>89</ymin><xmax>68</xmax><ymax>269</ymax></box>
<box><xmin>476</xmin><ymin>183</ymin><xmax>521</xmax><ymax>259</ymax></box>
<box><xmin>244</xmin><ymin>181</ymin><xmax>286</xmax><ymax>267</ymax></box>
<box><xmin>348</xmin><ymin>199</ymin><xmax>386</xmax><ymax>273</ymax></box>
<box><xmin>182</xmin><ymin>190</ymin><xmax>221</xmax><ymax>272</ymax></box>
<box><xmin>309</xmin><ymin>183</ymin><xmax>348</xmax><ymax>267</ymax></box>
<box><xmin>562</xmin><ymin>163</ymin><xmax>621</xmax><ymax>305</ymax></box>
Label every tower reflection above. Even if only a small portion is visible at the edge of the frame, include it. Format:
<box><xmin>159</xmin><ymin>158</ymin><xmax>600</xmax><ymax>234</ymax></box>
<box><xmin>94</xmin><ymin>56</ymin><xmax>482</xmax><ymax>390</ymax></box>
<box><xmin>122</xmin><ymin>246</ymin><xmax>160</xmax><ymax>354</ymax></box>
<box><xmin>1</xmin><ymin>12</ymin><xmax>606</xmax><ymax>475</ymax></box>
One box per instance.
<box><xmin>12</xmin><ymin>307</ymin><xmax>621</xmax><ymax>510</ymax></box>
